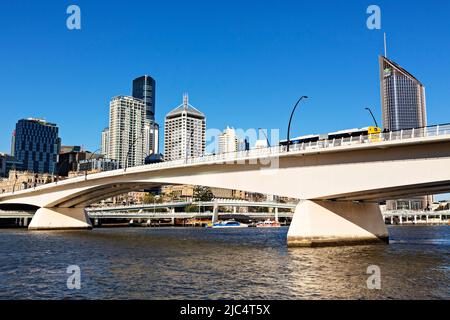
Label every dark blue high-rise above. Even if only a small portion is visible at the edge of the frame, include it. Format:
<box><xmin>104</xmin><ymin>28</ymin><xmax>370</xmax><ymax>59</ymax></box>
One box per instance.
<box><xmin>132</xmin><ymin>75</ymin><xmax>156</xmax><ymax>121</ymax></box>
<box><xmin>13</xmin><ymin>118</ymin><xmax>61</xmax><ymax>174</ymax></box>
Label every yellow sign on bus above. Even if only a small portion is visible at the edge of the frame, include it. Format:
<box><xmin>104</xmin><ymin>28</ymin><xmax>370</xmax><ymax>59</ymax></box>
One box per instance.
<box><xmin>368</xmin><ymin>126</ymin><xmax>382</xmax><ymax>142</ymax></box>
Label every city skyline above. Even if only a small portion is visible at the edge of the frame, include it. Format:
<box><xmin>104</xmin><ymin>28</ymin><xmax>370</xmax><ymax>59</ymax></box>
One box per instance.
<box><xmin>1</xmin><ymin>1</ymin><xmax>450</xmax><ymax>154</ymax></box>
<box><xmin>0</xmin><ymin>1</ymin><xmax>449</xmax><ymax>304</ymax></box>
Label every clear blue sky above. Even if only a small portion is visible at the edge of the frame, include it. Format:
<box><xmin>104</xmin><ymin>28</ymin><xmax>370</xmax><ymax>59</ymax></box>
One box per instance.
<box><xmin>1</xmin><ymin>0</ymin><xmax>449</xmax><ymax>153</ymax></box>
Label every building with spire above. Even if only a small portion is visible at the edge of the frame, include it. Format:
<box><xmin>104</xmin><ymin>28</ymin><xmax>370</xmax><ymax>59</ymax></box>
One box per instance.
<box><xmin>164</xmin><ymin>94</ymin><xmax>206</xmax><ymax>161</ymax></box>
<box><xmin>379</xmin><ymin>56</ymin><xmax>427</xmax><ymax>131</ymax></box>
<box><xmin>379</xmin><ymin>55</ymin><xmax>431</xmax><ymax>210</ymax></box>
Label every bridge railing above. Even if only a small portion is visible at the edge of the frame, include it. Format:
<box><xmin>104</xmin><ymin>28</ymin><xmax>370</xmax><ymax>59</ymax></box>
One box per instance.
<box><xmin>134</xmin><ymin>123</ymin><xmax>450</xmax><ymax>170</ymax></box>
<box><xmin>4</xmin><ymin>123</ymin><xmax>450</xmax><ymax>193</ymax></box>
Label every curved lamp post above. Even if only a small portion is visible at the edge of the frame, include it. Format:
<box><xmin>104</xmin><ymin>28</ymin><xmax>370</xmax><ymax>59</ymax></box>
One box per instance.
<box><xmin>85</xmin><ymin>148</ymin><xmax>102</xmax><ymax>180</ymax></box>
<box><xmin>287</xmin><ymin>96</ymin><xmax>308</xmax><ymax>152</ymax></box>
<box><xmin>11</xmin><ymin>172</ymin><xmax>18</xmax><ymax>194</ymax></box>
<box><xmin>258</xmin><ymin>128</ymin><xmax>271</xmax><ymax>148</ymax></box>
<box><xmin>125</xmin><ymin>135</ymin><xmax>144</xmax><ymax>172</ymax></box>
<box><xmin>365</xmin><ymin>107</ymin><xmax>379</xmax><ymax>128</ymax></box>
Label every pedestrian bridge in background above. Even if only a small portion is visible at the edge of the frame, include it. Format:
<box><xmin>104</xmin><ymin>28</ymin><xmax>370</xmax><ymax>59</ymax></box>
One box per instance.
<box><xmin>1</xmin><ymin>124</ymin><xmax>450</xmax><ymax>247</ymax></box>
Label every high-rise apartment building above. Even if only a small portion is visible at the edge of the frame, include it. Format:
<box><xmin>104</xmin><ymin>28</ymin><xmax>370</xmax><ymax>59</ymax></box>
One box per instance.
<box><xmin>108</xmin><ymin>96</ymin><xmax>146</xmax><ymax>168</ymax></box>
<box><xmin>132</xmin><ymin>75</ymin><xmax>159</xmax><ymax>155</ymax></box>
<box><xmin>101</xmin><ymin>127</ymin><xmax>110</xmax><ymax>157</ymax></box>
<box><xmin>218</xmin><ymin>127</ymin><xmax>238</xmax><ymax>154</ymax></box>
<box><xmin>379</xmin><ymin>56</ymin><xmax>431</xmax><ymax>210</ymax></box>
<box><xmin>164</xmin><ymin>94</ymin><xmax>206</xmax><ymax>161</ymax></box>
<box><xmin>13</xmin><ymin>118</ymin><xmax>60</xmax><ymax>174</ymax></box>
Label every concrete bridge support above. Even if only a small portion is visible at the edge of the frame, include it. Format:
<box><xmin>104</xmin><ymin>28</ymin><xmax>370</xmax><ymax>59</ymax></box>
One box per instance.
<box><xmin>287</xmin><ymin>200</ymin><xmax>389</xmax><ymax>247</ymax></box>
<box><xmin>28</xmin><ymin>207</ymin><xmax>92</xmax><ymax>231</ymax></box>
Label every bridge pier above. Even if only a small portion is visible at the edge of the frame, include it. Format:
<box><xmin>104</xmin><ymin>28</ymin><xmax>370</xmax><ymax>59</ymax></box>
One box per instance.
<box><xmin>28</xmin><ymin>207</ymin><xmax>92</xmax><ymax>231</ymax></box>
<box><xmin>287</xmin><ymin>200</ymin><xmax>389</xmax><ymax>247</ymax></box>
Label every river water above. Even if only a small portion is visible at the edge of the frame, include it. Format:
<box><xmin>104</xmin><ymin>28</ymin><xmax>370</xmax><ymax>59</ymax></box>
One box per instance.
<box><xmin>0</xmin><ymin>226</ymin><xmax>448</xmax><ymax>300</ymax></box>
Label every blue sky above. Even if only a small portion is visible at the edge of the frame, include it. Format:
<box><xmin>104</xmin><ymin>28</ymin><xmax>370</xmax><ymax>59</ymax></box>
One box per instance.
<box><xmin>1</xmin><ymin>0</ymin><xmax>449</xmax><ymax>154</ymax></box>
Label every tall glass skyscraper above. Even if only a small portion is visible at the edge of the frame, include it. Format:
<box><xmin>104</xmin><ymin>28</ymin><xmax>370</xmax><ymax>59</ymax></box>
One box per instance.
<box><xmin>132</xmin><ymin>75</ymin><xmax>159</xmax><ymax>155</ymax></box>
<box><xmin>132</xmin><ymin>75</ymin><xmax>156</xmax><ymax>121</ymax></box>
<box><xmin>13</xmin><ymin>118</ymin><xmax>61</xmax><ymax>174</ymax></box>
<box><xmin>379</xmin><ymin>56</ymin><xmax>431</xmax><ymax>210</ymax></box>
<box><xmin>379</xmin><ymin>56</ymin><xmax>427</xmax><ymax>131</ymax></box>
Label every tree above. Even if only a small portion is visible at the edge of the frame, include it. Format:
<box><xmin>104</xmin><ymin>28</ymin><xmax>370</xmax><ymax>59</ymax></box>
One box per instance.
<box><xmin>193</xmin><ymin>186</ymin><xmax>214</xmax><ymax>202</ymax></box>
<box><xmin>185</xmin><ymin>204</ymin><xmax>199</xmax><ymax>213</ymax></box>
<box><xmin>143</xmin><ymin>193</ymin><xmax>155</xmax><ymax>204</ymax></box>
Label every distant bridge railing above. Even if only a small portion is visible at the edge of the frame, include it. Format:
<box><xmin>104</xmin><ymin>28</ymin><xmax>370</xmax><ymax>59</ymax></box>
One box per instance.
<box><xmin>87</xmin><ymin>211</ymin><xmax>294</xmax><ymax>220</ymax></box>
<box><xmin>382</xmin><ymin>210</ymin><xmax>450</xmax><ymax>216</ymax></box>
<box><xmin>87</xmin><ymin>200</ymin><xmax>297</xmax><ymax>212</ymax></box>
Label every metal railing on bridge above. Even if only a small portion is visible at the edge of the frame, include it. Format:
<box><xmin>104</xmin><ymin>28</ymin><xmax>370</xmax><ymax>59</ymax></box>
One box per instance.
<box><xmin>3</xmin><ymin>123</ymin><xmax>450</xmax><ymax>193</ymax></box>
<box><xmin>133</xmin><ymin>123</ymin><xmax>450</xmax><ymax>170</ymax></box>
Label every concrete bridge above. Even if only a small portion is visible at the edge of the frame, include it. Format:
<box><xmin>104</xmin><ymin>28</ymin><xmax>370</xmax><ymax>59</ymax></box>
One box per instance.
<box><xmin>1</xmin><ymin>124</ymin><xmax>450</xmax><ymax>247</ymax></box>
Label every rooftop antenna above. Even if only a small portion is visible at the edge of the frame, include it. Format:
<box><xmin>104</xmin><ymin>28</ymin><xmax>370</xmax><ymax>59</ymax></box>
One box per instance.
<box><xmin>183</xmin><ymin>93</ymin><xmax>189</xmax><ymax>109</ymax></box>
<box><xmin>384</xmin><ymin>32</ymin><xmax>388</xmax><ymax>58</ymax></box>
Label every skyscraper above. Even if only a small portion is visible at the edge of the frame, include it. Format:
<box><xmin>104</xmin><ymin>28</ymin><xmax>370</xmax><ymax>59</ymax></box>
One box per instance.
<box><xmin>218</xmin><ymin>127</ymin><xmax>238</xmax><ymax>154</ymax></box>
<box><xmin>13</xmin><ymin>118</ymin><xmax>61</xmax><ymax>174</ymax></box>
<box><xmin>108</xmin><ymin>96</ymin><xmax>146</xmax><ymax>168</ymax></box>
<box><xmin>379</xmin><ymin>56</ymin><xmax>427</xmax><ymax>131</ymax></box>
<box><xmin>132</xmin><ymin>75</ymin><xmax>159</xmax><ymax>155</ymax></box>
<box><xmin>379</xmin><ymin>56</ymin><xmax>431</xmax><ymax>210</ymax></box>
<box><xmin>164</xmin><ymin>94</ymin><xmax>206</xmax><ymax>161</ymax></box>
<box><xmin>132</xmin><ymin>75</ymin><xmax>156</xmax><ymax>121</ymax></box>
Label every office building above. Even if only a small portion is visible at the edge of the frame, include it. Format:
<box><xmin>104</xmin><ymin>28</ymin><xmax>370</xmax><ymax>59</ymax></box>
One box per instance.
<box><xmin>164</xmin><ymin>94</ymin><xmax>206</xmax><ymax>161</ymax></box>
<box><xmin>132</xmin><ymin>75</ymin><xmax>159</xmax><ymax>155</ymax></box>
<box><xmin>132</xmin><ymin>75</ymin><xmax>156</xmax><ymax>121</ymax></box>
<box><xmin>379</xmin><ymin>56</ymin><xmax>427</xmax><ymax>131</ymax></box>
<box><xmin>13</xmin><ymin>118</ymin><xmax>60</xmax><ymax>174</ymax></box>
<box><xmin>379</xmin><ymin>56</ymin><xmax>431</xmax><ymax>210</ymax></box>
<box><xmin>108</xmin><ymin>96</ymin><xmax>146</xmax><ymax>168</ymax></box>
<box><xmin>218</xmin><ymin>127</ymin><xmax>238</xmax><ymax>154</ymax></box>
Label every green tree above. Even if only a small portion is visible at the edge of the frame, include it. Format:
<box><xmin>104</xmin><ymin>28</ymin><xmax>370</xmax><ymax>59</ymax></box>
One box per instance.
<box><xmin>193</xmin><ymin>186</ymin><xmax>214</xmax><ymax>202</ymax></box>
<box><xmin>143</xmin><ymin>193</ymin><xmax>156</xmax><ymax>204</ymax></box>
<box><xmin>185</xmin><ymin>204</ymin><xmax>200</xmax><ymax>213</ymax></box>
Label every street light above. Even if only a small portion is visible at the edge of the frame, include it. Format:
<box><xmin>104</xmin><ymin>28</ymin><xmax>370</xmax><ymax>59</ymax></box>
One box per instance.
<box><xmin>287</xmin><ymin>96</ymin><xmax>308</xmax><ymax>152</ymax></box>
<box><xmin>258</xmin><ymin>128</ymin><xmax>271</xmax><ymax>147</ymax></box>
<box><xmin>365</xmin><ymin>107</ymin><xmax>379</xmax><ymax>128</ymax></box>
<box><xmin>125</xmin><ymin>135</ymin><xmax>144</xmax><ymax>172</ymax></box>
<box><xmin>85</xmin><ymin>148</ymin><xmax>102</xmax><ymax>181</ymax></box>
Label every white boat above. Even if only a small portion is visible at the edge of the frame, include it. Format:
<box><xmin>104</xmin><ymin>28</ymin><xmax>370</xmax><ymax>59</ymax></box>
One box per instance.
<box><xmin>256</xmin><ymin>219</ymin><xmax>281</xmax><ymax>228</ymax></box>
<box><xmin>206</xmin><ymin>220</ymin><xmax>249</xmax><ymax>229</ymax></box>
